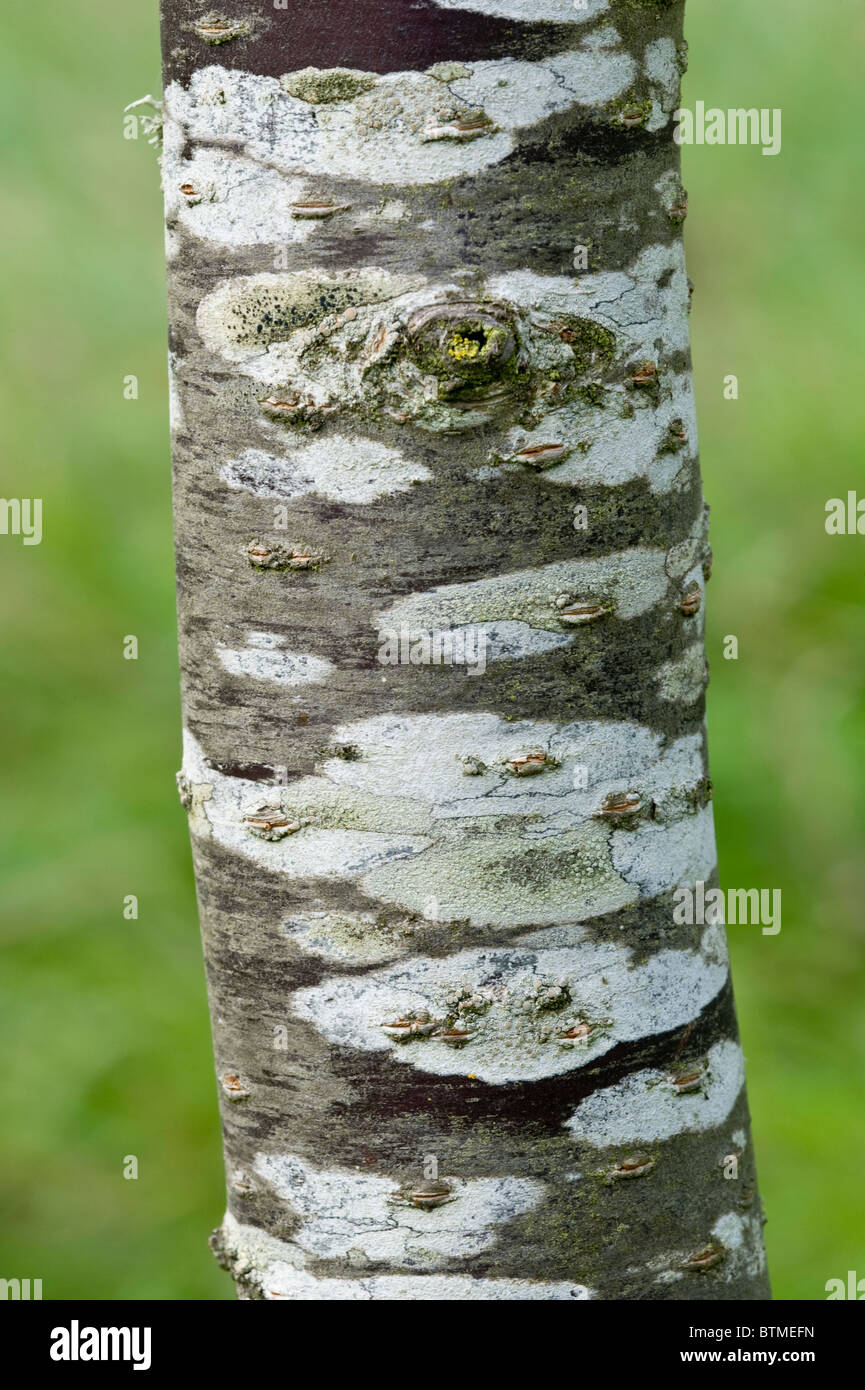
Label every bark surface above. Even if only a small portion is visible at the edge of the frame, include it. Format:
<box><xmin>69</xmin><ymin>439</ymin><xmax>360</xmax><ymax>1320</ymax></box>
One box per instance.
<box><xmin>160</xmin><ymin>0</ymin><xmax>770</xmax><ymax>1300</ymax></box>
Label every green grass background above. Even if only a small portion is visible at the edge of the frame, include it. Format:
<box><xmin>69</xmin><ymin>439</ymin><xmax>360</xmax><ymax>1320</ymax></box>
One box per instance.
<box><xmin>0</xmin><ymin>0</ymin><xmax>862</xmax><ymax>1299</ymax></box>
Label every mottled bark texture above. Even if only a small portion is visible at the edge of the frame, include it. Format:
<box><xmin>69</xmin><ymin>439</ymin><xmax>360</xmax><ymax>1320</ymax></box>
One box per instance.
<box><xmin>161</xmin><ymin>0</ymin><xmax>769</xmax><ymax>1300</ymax></box>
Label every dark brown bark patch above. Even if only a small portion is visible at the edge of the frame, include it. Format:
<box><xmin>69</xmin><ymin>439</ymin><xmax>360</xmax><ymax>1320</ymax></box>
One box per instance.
<box><xmin>161</xmin><ymin>0</ymin><xmax>579</xmax><ymax>85</ymax></box>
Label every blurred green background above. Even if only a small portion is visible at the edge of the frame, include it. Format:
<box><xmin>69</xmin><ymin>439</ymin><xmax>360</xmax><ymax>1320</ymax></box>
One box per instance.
<box><xmin>0</xmin><ymin>0</ymin><xmax>862</xmax><ymax>1300</ymax></box>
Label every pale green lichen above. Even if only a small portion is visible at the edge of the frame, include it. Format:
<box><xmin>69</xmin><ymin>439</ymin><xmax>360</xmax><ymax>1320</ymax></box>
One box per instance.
<box><xmin>182</xmin><ymin>780</ymin><xmax>214</xmax><ymax>837</ymax></box>
<box><xmin>427</xmin><ymin>62</ymin><xmax>474</xmax><ymax>83</ymax></box>
<box><xmin>281</xmin><ymin>68</ymin><xmax>379</xmax><ymax>104</ymax></box>
<box><xmin>276</xmin><ymin>777</ymin><xmax>433</xmax><ymax>837</ymax></box>
<box><xmin>361</xmin><ymin>821</ymin><xmax>638</xmax><ymax>929</ymax></box>
<box><xmin>284</xmin><ymin>909</ymin><xmax>427</xmax><ymax>966</ymax></box>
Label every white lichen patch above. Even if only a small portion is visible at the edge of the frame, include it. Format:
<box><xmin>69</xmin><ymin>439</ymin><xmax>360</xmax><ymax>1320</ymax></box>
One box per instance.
<box><xmin>182</xmin><ymin>709</ymin><xmax>713</xmax><ymax>921</ymax></box>
<box><xmin>481</xmin><ymin>245</ymin><xmax>697</xmax><ymax>492</ymax></box>
<box><xmin>446</xmin><ymin>45</ymin><xmax>635</xmax><ymax>131</ymax></box>
<box><xmin>216</xmin><ymin>632</ymin><xmax>334</xmax><ymax>687</ymax></box>
<box><xmin>220</xmin><ymin>438</ymin><xmax>432</xmax><ymax>504</ymax></box>
<box><xmin>165</xmin><ymin>67</ymin><xmax>513</xmax><ymax>187</ymax></box>
<box><xmin>247</xmin><ymin>757</ymin><xmax>637</xmax><ymax>926</ymax></box>
<box><xmin>665</xmin><ymin>508</ymin><xmax>710</xmax><ymax>581</ymax></box>
<box><xmin>611</xmin><ymin>804</ymin><xmax>718</xmax><ymax>898</ymax></box>
<box><xmin>377</xmin><ymin>548</ymin><xmax>673</xmax><ymax>637</ymax></box>
<box><xmin>645</xmin><ymin>1208</ymin><xmax>766</xmax><ymax>1288</ymax></box>
<box><xmin>565</xmin><ymin>1039</ymin><xmax>745</xmax><ymax>1146</ymax></box>
<box><xmin>432</xmin><ymin>0</ymin><xmax>608</xmax><ymax>19</ymax></box>
<box><xmin>265</xmin><ymin>1270</ymin><xmax>591</xmax><ymax>1299</ymax></box>
<box><xmin>319</xmin><ymin>712</ymin><xmax>707</xmax><ymax>832</ymax></box>
<box><xmin>167</xmin><ymin>352</ymin><xmax>183</xmax><ymax>434</ymax></box>
<box><xmin>644</xmin><ymin>38</ymin><xmax>681</xmax><ymax>130</ymax></box>
<box><xmin>710</xmin><ymin>1211</ymin><xmax>768</xmax><ymax>1283</ymax></box>
<box><xmin>164</xmin><ymin>40</ymin><xmax>631</xmax><ymax>190</ymax></box>
<box><xmin>181</xmin><ymin>730</ymin><xmax>431</xmax><ymax>877</ymax></box>
<box><xmin>291</xmin><ymin>931</ymin><xmax>729</xmax><ymax>1083</ymax></box>
<box><xmin>645</xmin><ymin>39</ymin><xmax>680</xmax><ymax>103</ymax></box>
<box><xmin>494</xmin><ymin>370</ymin><xmax>697</xmax><ymax>493</ymax></box>
<box><xmin>655</xmin><ymin>642</ymin><xmax>709</xmax><ymax>704</ymax></box>
<box><xmin>254</xmin><ymin>1153</ymin><xmax>544</xmax><ymax>1265</ymax></box>
<box><xmin>489</xmin><ymin>243</ymin><xmax>692</xmax><ymax>365</ymax></box>
<box><xmin>462</xmin><ymin>620</ymin><xmax>574</xmax><ymax>662</ymax></box>
<box><xmin>219</xmin><ymin>1210</ymin><xmax>593</xmax><ymax>1299</ymax></box>
<box><xmin>162</xmin><ymin>140</ymin><xmax>324</xmax><ymax>249</ymax></box>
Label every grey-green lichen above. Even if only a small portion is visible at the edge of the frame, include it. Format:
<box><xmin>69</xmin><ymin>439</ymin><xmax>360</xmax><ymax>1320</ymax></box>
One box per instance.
<box><xmin>281</xmin><ymin>68</ymin><xmax>379</xmax><ymax>104</ymax></box>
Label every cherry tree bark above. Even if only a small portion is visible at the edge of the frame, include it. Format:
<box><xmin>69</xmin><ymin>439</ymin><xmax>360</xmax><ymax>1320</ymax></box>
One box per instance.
<box><xmin>159</xmin><ymin>0</ymin><xmax>770</xmax><ymax>1300</ymax></box>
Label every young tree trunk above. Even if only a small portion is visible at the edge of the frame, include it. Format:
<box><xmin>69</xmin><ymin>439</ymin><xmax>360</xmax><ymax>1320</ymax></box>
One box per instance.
<box><xmin>160</xmin><ymin>0</ymin><xmax>769</xmax><ymax>1300</ymax></box>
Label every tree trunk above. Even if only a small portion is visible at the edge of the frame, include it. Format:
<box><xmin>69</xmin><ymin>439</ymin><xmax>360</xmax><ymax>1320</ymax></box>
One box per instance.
<box><xmin>159</xmin><ymin>0</ymin><xmax>770</xmax><ymax>1300</ymax></box>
